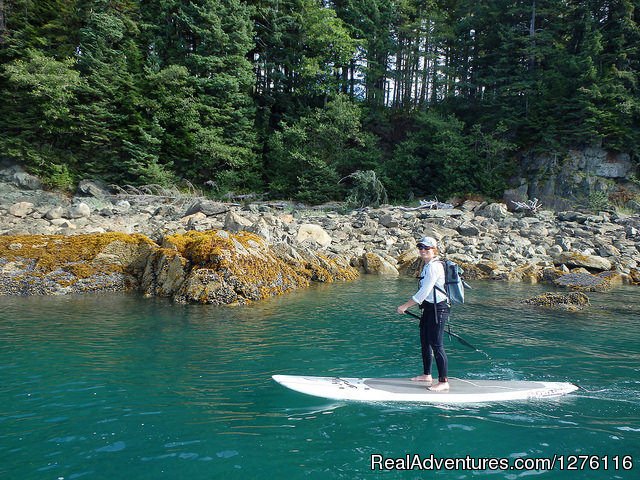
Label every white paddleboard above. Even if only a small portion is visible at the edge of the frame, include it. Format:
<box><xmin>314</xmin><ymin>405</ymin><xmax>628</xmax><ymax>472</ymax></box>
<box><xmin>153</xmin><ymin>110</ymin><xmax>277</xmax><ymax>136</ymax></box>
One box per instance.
<box><xmin>272</xmin><ymin>375</ymin><xmax>579</xmax><ymax>404</ymax></box>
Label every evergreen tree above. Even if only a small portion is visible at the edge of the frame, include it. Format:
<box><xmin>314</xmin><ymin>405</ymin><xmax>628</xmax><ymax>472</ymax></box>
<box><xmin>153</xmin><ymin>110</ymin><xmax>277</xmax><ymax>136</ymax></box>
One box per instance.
<box><xmin>267</xmin><ymin>94</ymin><xmax>379</xmax><ymax>203</ymax></box>
<box><xmin>251</xmin><ymin>0</ymin><xmax>356</xmax><ymax>127</ymax></box>
<box><xmin>140</xmin><ymin>0</ymin><xmax>258</xmax><ymax>191</ymax></box>
<box><xmin>73</xmin><ymin>0</ymin><xmax>163</xmax><ymax>183</ymax></box>
<box><xmin>1</xmin><ymin>49</ymin><xmax>82</xmax><ymax>185</ymax></box>
<box><xmin>0</xmin><ymin>0</ymin><xmax>82</xmax><ymax>186</ymax></box>
<box><xmin>587</xmin><ymin>0</ymin><xmax>640</xmax><ymax>153</ymax></box>
<box><xmin>384</xmin><ymin>110</ymin><xmax>515</xmax><ymax>200</ymax></box>
<box><xmin>0</xmin><ymin>0</ymin><xmax>638</xmax><ymax>200</ymax></box>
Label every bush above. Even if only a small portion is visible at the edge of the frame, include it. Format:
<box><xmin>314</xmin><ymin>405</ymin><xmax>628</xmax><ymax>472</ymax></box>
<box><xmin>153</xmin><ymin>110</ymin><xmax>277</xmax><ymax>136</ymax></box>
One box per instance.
<box><xmin>341</xmin><ymin>170</ymin><xmax>388</xmax><ymax>208</ymax></box>
<box><xmin>266</xmin><ymin>95</ymin><xmax>380</xmax><ymax>203</ymax></box>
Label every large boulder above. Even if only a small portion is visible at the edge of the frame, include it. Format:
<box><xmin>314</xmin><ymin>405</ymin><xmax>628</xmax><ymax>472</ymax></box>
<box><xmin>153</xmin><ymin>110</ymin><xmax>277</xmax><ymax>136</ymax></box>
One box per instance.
<box><xmin>144</xmin><ymin>230</ymin><xmax>357</xmax><ymax>304</ymax></box>
<box><xmin>184</xmin><ymin>200</ymin><xmax>230</xmax><ymax>217</ymax></box>
<box><xmin>68</xmin><ymin>202</ymin><xmax>91</xmax><ymax>219</ymax></box>
<box><xmin>296</xmin><ymin>223</ymin><xmax>332</xmax><ymax>248</ymax></box>
<box><xmin>478</xmin><ymin>203</ymin><xmax>509</xmax><ymax>220</ymax></box>
<box><xmin>521</xmin><ymin>292</ymin><xmax>590</xmax><ymax>311</ymax></box>
<box><xmin>553</xmin><ymin>251</ymin><xmax>612</xmax><ymax>271</ymax></box>
<box><xmin>9</xmin><ymin>202</ymin><xmax>34</xmax><ymax>218</ymax></box>
<box><xmin>362</xmin><ymin>252</ymin><xmax>399</xmax><ymax>276</ymax></box>
<box><xmin>553</xmin><ymin>272</ymin><xmax>613</xmax><ymax>291</ymax></box>
<box><xmin>45</xmin><ymin>206</ymin><xmax>64</xmax><ymax>220</ymax></box>
<box><xmin>77</xmin><ymin>179</ymin><xmax>110</xmax><ymax>197</ymax></box>
<box><xmin>223</xmin><ymin>211</ymin><xmax>253</xmax><ymax>232</ymax></box>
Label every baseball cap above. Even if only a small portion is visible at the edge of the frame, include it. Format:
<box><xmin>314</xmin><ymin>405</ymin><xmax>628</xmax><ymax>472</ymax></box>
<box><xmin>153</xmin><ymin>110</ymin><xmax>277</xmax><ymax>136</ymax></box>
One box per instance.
<box><xmin>416</xmin><ymin>236</ymin><xmax>437</xmax><ymax>248</ymax></box>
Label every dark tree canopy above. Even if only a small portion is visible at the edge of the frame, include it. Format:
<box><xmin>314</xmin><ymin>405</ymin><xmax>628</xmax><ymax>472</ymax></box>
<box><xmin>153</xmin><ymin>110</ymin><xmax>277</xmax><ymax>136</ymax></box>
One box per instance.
<box><xmin>1</xmin><ymin>0</ymin><xmax>638</xmax><ymax>202</ymax></box>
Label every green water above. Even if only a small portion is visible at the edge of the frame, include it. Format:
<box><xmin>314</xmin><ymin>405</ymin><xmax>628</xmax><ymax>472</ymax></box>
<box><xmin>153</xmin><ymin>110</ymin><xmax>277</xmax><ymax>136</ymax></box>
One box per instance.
<box><xmin>1</xmin><ymin>277</ymin><xmax>639</xmax><ymax>479</ymax></box>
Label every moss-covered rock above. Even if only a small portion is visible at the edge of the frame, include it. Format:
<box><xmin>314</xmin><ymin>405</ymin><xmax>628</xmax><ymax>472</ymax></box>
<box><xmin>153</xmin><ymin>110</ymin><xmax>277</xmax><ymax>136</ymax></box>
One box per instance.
<box><xmin>142</xmin><ymin>230</ymin><xmax>359</xmax><ymax>304</ymax></box>
<box><xmin>362</xmin><ymin>252</ymin><xmax>399</xmax><ymax>275</ymax></box>
<box><xmin>522</xmin><ymin>292</ymin><xmax>590</xmax><ymax>311</ymax></box>
<box><xmin>0</xmin><ymin>230</ymin><xmax>359</xmax><ymax>303</ymax></box>
<box><xmin>553</xmin><ymin>272</ymin><xmax>613</xmax><ymax>291</ymax></box>
<box><xmin>0</xmin><ymin>233</ymin><xmax>155</xmax><ymax>295</ymax></box>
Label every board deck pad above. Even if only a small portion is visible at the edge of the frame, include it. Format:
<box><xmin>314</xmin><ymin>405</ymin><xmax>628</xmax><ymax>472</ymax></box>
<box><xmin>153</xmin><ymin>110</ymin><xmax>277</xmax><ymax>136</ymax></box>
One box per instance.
<box><xmin>272</xmin><ymin>375</ymin><xmax>579</xmax><ymax>404</ymax></box>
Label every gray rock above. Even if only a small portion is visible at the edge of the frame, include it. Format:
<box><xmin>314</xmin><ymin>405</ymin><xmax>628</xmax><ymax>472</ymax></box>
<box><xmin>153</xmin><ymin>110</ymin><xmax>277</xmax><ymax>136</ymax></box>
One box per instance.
<box><xmin>185</xmin><ymin>200</ymin><xmax>230</xmax><ymax>217</ymax></box>
<box><xmin>224</xmin><ymin>211</ymin><xmax>253</xmax><ymax>232</ymax></box>
<box><xmin>115</xmin><ymin>200</ymin><xmax>131</xmax><ymax>211</ymax></box>
<box><xmin>479</xmin><ymin>203</ymin><xmax>509</xmax><ymax>220</ymax></box>
<box><xmin>548</xmin><ymin>245</ymin><xmax>563</xmax><ymax>255</ymax></box>
<box><xmin>520</xmin><ymin>224</ymin><xmax>549</xmax><ymax>239</ymax></box>
<box><xmin>379</xmin><ymin>214</ymin><xmax>399</xmax><ymax>228</ymax></box>
<box><xmin>553</xmin><ymin>251</ymin><xmax>612</xmax><ymax>271</ymax></box>
<box><xmin>419</xmin><ymin>208</ymin><xmax>464</xmax><ymax>219</ymax></box>
<box><xmin>50</xmin><ymin>218</ymin><xmax>76</xmax><ymax>229</ymax></box>
<box><xmin>45</xmin><ymin>206</ymin><xmax>64</xmax><ymax>220</ymax></box>
<box><xmin>296</xmin><ymin>224</ymin><xmax>332</xmax><ymax>248</ymax></box>
<box><xmin>457</xmin><ymin>222</ymin><xmax>480</xmax><ymax>236</ymax></box>
<box><xmin>68</xmin><ymin>202</ymin><xmax>91</xmax><ymax>219</ymax></box>
<box><xmin>13</xmin><ymin>171</ymin><xmax>42</xmax><ymax>190</ymax></box>
<box><xmin>248</xmin><ymin>218</ymin><xmax>272</xmax><ymax>242</ymax></box>
<box><xmin>9</xmin><ymin>201</ymin><xmax>34</xmax><ymax>218</ymax></box>
<box><xmin>77</xmin><ymin>179</ymin><xmax>110</xmax><ymax>197</ymax></box>
<box><xmin>558</xmin><ymin>211</ymin><xmax>589</xmax><ymax>223</ymax></box>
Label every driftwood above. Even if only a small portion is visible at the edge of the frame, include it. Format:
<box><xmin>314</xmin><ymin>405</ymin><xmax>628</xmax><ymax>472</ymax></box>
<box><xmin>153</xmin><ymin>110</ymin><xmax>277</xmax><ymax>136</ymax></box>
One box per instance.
<box><xmin>511</xmin><ymin>198</ymin><xmax>543</xmax><ymax>214</ymax></box>
<box><xmin>398</xmin><ymin>199</ymin><xmax>454</xmax><ymax>211</ymax></box>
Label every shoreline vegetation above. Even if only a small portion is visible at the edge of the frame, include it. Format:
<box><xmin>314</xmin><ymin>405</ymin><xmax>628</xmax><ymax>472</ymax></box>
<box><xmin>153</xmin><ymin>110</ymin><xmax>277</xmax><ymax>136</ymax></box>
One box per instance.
<box><xmin>2</xmin><ymin>2</ymin><xmax>638</xmax><ymax>310</ymax></box>
<box><xmin>1</xmin><ymin>177</ymin><xmax>638</xmax><ymax>307</ymax></box>
<box><xmin>2</xmin><ymin>1</ymin><xmax>638</xmax><ymax>208</ymax></box>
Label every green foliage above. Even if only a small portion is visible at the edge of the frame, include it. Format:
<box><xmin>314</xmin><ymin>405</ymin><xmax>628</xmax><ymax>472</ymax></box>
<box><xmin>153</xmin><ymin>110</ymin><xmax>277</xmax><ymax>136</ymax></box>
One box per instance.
<box><xmin>384</xmin><ymin>111</ymin><xmax>515</xmax><ymax>200</ymax></box>
<box><xmin>267</xmin><ymin>95</ymin><xmax>380</xmax><ymax>203</ymax></box>
<box><xmin>587</xmin><ymin>191</ymin><xmax>610</xmax><ymax>212</ymax></box>
<box><xmin>42</xmin><ymin>163</ymin><xmax>76</xmax><ymax>191</ymax></box>
<box><xmin>140</xmin><ymin>0</ymin><xmax>258</xmax><ymax>190</ymax></box>
<box><xmin>0</xmin><ymin>0</ymin><xmax>638</xmax><ymax>204</ymax></box>
<box><xmin>384</xmin><ymin>111</ymin><xmax>470</xmax><ymax>199</ymax></box>
<box><xmin>251</xmin><ymin>0</ymin><xmax>358</xmax><ymax>135</ymax></box>
<box><xmin>467</xmin><ymin>122</ymin><xmax>517</xmax><ymax>198</ymax></box>
<box><xmin>341</xmin><ymin>170</ymin><xmax>388</xmax><ymax>208</ymax></box>
<box><xmin>0</xmin><ymin>48</ymin><xmax>82</xmax><ymax>173</ymax></box>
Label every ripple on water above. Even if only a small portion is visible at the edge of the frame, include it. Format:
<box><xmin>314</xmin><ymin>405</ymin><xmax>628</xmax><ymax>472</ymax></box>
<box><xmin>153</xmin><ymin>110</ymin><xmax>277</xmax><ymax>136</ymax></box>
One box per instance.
<box><xmin>1</xmin><ymin>282</ymin><xmax>639</xmax><ymax>479</ymax></box>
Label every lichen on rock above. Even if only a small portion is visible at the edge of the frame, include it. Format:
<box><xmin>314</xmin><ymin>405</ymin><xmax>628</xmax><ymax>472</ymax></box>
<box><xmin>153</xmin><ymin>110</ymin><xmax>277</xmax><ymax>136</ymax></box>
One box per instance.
<box><xmin>521</xmin><ymin>291</ymin><xmax>590</xmax><ymax>311</ymax></box>
<box><xmin>142</xmin><ymin>230</ymin><xmax>359</xmax><ymax>304</ymax></box>
<box><xmin>553</xmin><ymin>251</ymin><xmax>612</xmax><ymax>271</ymax></box>
<box><xmin>0</xmin><ymin>230</ymin><xmax>359</xmax><ymax>302</ymax></box>
<box><xmin>0</xmin><ymin>233</ymin><xmax>155</xmax><ymax>295</ymax></box>
<box><xmin>553</xmin><ymin>272</ymin><xmax>613</xmax><ymax>291</ymax></box>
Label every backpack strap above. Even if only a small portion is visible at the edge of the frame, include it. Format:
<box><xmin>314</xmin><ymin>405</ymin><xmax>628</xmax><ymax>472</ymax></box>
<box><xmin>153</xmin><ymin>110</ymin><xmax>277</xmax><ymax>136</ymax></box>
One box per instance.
<box><xmin>432</xmin><ymin>287</ymin><xmax>439</xmax><ymax>323</ymax></box>
<box><xmin>434</xmin><ymin>284</ymin><xmax>451</xmax><ymax>307</ymax></box>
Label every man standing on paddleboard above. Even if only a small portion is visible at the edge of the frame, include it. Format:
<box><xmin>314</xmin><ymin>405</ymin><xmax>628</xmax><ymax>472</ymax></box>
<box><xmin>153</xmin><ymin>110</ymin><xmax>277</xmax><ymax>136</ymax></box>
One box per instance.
<box><xmin>396</xmin><ymin>236</ymin><xmax>450</xmax><ymax>392</ymax></box>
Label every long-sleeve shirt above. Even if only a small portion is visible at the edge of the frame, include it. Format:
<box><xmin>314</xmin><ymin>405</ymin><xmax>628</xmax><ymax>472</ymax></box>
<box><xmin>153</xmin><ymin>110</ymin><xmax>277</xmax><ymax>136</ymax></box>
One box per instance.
<box><xmin>412</xmin><ymin>258</ymin><xmax>447</xmax><ymax>304</ymax></box>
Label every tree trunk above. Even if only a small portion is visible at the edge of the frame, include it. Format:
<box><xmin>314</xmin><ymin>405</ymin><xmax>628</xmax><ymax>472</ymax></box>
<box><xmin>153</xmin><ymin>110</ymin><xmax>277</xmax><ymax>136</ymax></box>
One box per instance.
<box><xmin>0</xmin><ymin>0</ymin><xmax>6</xmax><ymax>44</ymax></box>
<box><xmin>349</xmin><ymin>59</ymin><xmax>355</xmax><ymax>98</ymax></box>
<box><xmin>529</xmin><ymin>0</ymin><xmax>536</xmax><ymax>72</ymax></box>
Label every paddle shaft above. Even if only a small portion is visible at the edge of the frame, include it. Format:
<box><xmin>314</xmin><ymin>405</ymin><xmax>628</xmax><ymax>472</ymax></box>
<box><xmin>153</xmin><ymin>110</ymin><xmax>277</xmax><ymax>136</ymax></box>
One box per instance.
<box><xmin>403</xmin><ymin>310</ymin><xmax>489</xmax><ymax>357</ymax></box>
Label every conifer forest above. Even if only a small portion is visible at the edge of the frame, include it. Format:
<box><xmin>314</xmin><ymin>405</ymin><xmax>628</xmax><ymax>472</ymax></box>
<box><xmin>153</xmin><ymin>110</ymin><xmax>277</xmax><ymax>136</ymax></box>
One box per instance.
<box><xmin>1</xmin><ymin>1</ymin><xmax>638</xmax><ymax>203</ymax></box>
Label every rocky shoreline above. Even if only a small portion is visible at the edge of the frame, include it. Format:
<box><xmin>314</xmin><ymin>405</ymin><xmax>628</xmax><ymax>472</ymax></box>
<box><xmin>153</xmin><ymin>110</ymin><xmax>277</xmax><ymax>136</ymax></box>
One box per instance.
<box><xmin>1</xmin><ymin>167</ymin><xmax>639</xmax><ymax>304</ymax></box>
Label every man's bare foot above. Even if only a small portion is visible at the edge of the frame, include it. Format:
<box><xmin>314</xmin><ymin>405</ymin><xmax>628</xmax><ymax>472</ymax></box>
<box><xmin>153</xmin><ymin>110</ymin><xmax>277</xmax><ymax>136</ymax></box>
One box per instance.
<box><xmin>411</xmin><ymin>374</ymin><xmax>433</xmax><ymax>384</ymax></box>
<box><xmin>428</xmin><ymin>382</ymin><xmax>450</xmax><ymax>392</ymax></box>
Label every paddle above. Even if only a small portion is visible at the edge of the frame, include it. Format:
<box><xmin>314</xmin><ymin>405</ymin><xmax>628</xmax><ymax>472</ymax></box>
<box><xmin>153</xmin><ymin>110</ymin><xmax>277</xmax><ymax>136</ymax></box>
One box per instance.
<box><xmin>404</xmin><ymin>310</ymin><xmax>490</xmax><ymax>358</ymax></box>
